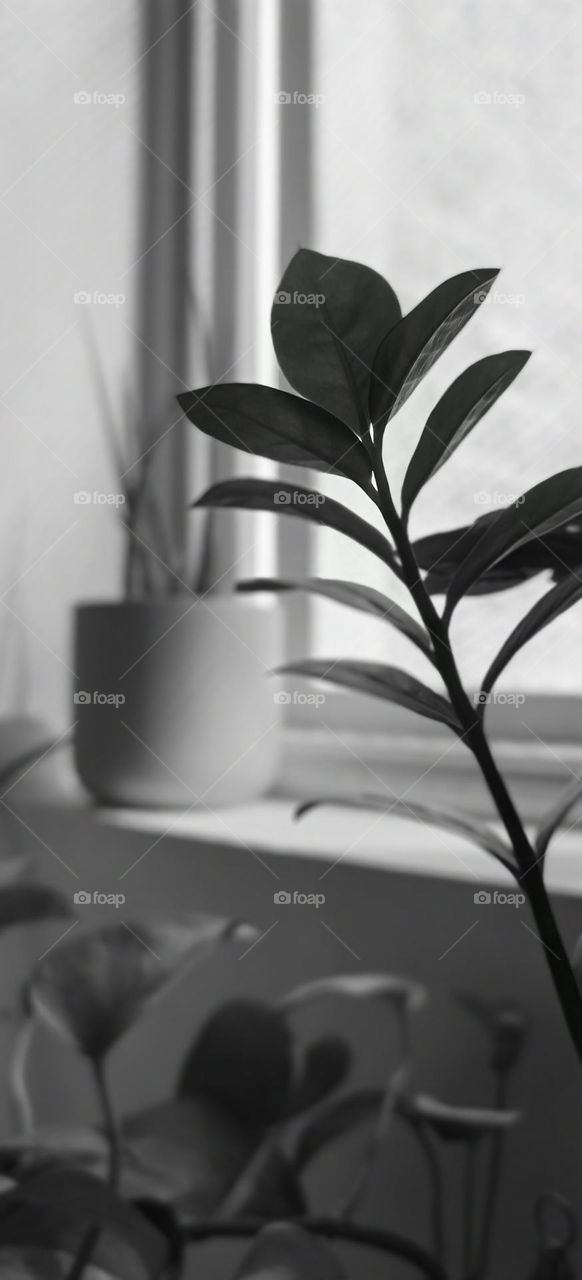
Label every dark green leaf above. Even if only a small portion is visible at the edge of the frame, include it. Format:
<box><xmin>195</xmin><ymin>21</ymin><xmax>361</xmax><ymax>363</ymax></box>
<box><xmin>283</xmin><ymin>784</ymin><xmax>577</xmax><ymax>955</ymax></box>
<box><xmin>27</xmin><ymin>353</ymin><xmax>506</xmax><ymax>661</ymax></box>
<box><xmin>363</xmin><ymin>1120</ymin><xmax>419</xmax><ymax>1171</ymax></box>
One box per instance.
<box><xmin>282</xmin><ymin>972</ymin><xmax>426</xmax><ymax>1014</ymax></box>
<box><xmin>293</xmin><ymin>1088</ymin><xmax>384</xmax><ymax>1171</ymax></box>
<box><xmin>444</xmin><ymin>468</ymin><xmax>582</xmax><ymax>623</ymax></box>
<box><xmin>277</xmin><ymin>659</ymin><xmax>461</xmax><ymax>732</ymax></box>
<box><xmin>177</xmin><ymin>384</ymin><xmax>373</xmax><ymax>491</ymax></box>
<box><xmin>286</xmin><ymin>1036</ymin><xmax>352</xmax><ymax>1116</ymax></box>
<box><xmin>369</xmin><ymin>268</ymin><xmax>499</xmax><ymax>435</ymax></box>
<box><xmin>195</xmin><ymin>480</ymin><xmax>399</xmax><ymax>574</ymax></box>
<box><xmin>415</xmin><ymin>516</ymin><xmax>582</xmax><ymax>595</ymax></box>
<box><xmin>401</xmin><ymin>350</ymin><xmax>530</xmax><ymax>517</ymax></box>
<box><xmin>478</xmin><ymin>574</ymin><xmax>582</xmax><ymax>708</ymax></box>
<box><xmin>414</xmin><ymin>517</ymin><xmax>525</xmax><ymax>596</ymax></box>
<box><xmin>297</xmin><ymin>793</ymin><xmax>516</xmax><ymax>872</ymax></box>
<box><xmin>238</xmin><ymin>577</ymin><xmax>433</xmax><ymax>658</ymax></box>
<box><xmin>121</xmin><ymin>1097</ymin><xmax>256</xmax><ymax>1222</ymax></box>
<box><xmin>0</xmin><ymin>886</ymin><xmax>73</xmax><ymax>933</ymax></box>
<box><xmin>403</xmin><ymin>1094</ymin><xmax>520</xmax><ymax>1141</ymax></box>
<box><xmin>0</xmin><ymin>1249</ymin><xmax>115</xmax><ymax>1279</ymax></box>
<box><xmin>177</xmin><ymin>999</ymin><xmax>293</xmax><ymax>1128</ymax></box>
<box><xmin>0</xmin><ymin>1126</ymin><xmax>108</xmax><ymax>1180</ymax></box>
<box><xmin>31</xmin><ymin>915</ymin><xmax>256</xmax><ymax>1059</ymax></box>
<box><xmin>223</xmin><ymin>1147</ymin><xmax>307</xmax><ymax>1221</ymax></box>
<box><xmin>535</xmin><ymin>776</ymin><xmax>582</xmax><ymax>862</ymax></box>
<box><xmin>271</xmin><ymin>248</ymin><xmax>401</xmax><ymax>435</ymax></box>
<box><xmin>235</xmin><ymin>1223</ymin><xmax>346</xmax><ymax>1279</ymax></box>
<box><xmin>0</xmin><ymin>1169</ymin><xmax>168</xmax><ymax>1279</ymax></box>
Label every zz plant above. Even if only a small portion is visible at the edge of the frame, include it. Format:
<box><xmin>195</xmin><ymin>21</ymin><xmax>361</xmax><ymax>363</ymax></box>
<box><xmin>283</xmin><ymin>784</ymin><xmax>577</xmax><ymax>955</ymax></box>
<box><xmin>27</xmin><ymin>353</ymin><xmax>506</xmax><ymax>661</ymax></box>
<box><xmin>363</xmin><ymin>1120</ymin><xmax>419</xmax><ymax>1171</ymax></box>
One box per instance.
<box><xmin>179</xmin><ymin>248</ymin><xmax>582</xmax><ymax>1069</ymax></box>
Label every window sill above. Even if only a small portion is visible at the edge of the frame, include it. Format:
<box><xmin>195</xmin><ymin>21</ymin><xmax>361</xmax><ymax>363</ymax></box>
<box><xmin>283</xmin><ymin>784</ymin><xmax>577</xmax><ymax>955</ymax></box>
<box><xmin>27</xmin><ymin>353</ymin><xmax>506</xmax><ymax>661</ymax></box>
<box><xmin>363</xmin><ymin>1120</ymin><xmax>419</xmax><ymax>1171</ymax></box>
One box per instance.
<box><xmin>7</xmin><ymin>733</ymin><xmax>582</xmax><ymax>899</ymax></box>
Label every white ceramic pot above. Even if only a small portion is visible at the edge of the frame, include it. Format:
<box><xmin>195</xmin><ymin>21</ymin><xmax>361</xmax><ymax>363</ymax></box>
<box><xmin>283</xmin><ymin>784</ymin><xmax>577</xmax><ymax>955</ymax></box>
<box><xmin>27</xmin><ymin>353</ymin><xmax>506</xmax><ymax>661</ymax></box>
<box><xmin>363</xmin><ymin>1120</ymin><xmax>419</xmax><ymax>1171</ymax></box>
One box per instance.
<box><xmin>72</xmin><ymin>595</ymin><xmax>282</xmax><ymax>807</ymax></box>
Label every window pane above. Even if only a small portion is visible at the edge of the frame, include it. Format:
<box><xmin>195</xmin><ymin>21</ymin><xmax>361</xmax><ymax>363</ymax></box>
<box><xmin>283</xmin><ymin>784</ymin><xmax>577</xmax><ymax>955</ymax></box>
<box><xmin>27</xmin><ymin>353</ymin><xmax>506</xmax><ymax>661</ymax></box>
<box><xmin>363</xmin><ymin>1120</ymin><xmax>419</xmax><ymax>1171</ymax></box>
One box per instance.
<box><xmin>307</xmin><ymin>0</ymin><xmax>582</xmax><ymax>695</ymax></box>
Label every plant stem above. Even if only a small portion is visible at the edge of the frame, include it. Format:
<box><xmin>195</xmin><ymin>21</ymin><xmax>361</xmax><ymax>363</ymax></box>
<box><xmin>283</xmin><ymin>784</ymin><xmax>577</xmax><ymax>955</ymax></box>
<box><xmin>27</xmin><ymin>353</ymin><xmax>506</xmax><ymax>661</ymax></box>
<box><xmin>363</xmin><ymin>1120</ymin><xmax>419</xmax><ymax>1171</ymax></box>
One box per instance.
<box><xmin>477</xmin><ymin>1074</ymin><xmax>507</xmax><ymax>1278</ymax></box>
<box><xmin>65</xmin><ymin>1226</ymin><xmax>101</xmax><ymax>1280</ymax></box>
<box><xmin>66</xmin><ymin>1062</ymin><xmax>121</xmax><ymax>1279</ymax></box>
<box><xmin>411</xmin><ymin>1122</ymin><xmax>447</xmax><ymax>1267</ymax></box>
<box><xmin>186</xmin><ymin>1216</ymin><xmax>447</xmax><ymax>1279</ymax></box>
<box><xmin>8</xmin><ymin>1013</ymin><xmax>34</xmax><ymax>1134</ymax></box>
<box><xmin>93</xmin><ymin>1057</ymin><xmax>121</xmax><ymax>1189</ymax></box>
<box><xmin>371</xmin><ymin>452</ymin><xmax>582</xmax><ymax>1068</ymax></box>
<box><xmin>462</xmin><ymin>1140</ymin><xmax>478</xmax><ymax>1277</ymax></box>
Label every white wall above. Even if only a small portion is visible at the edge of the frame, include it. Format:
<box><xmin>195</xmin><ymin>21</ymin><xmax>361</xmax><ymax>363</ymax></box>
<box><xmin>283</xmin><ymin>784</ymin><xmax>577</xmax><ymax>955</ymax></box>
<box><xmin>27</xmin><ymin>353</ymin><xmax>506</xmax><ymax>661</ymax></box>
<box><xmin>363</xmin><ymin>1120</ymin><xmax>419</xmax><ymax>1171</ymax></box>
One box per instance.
<box><xmin>0</xmin><ymin>1</ymin><xmax>141</xmax><ymax>726</ymax></box>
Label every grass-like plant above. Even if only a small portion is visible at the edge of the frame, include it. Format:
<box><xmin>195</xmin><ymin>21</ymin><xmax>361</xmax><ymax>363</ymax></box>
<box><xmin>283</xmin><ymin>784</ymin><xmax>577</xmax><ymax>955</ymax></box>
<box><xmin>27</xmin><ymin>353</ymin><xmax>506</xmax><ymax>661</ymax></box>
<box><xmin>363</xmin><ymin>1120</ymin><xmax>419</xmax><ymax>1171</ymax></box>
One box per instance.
<box><xmin>178</xmin><ymin>248</ymin><xmax>582</xmax><ymax>1070</ymax></box>
<box><xmin>84</xmin><ymin>320</ymin><xmax>213</xmax><ymax>598</ymax></box>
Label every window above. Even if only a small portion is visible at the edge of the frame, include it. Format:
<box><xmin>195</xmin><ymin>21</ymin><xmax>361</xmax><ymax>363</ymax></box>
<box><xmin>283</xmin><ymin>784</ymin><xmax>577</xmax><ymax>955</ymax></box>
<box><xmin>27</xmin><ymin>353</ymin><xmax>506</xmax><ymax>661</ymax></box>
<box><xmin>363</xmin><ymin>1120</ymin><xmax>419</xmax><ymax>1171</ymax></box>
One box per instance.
<box><xmin>5</xmin><ymin>0</ymin><xmax>582</xmax><ymax>757</ymax></box>
<box><xmin>283</xmin><ymin>0</ymin><xmax>582</xmax><ymax>709</ymax></box>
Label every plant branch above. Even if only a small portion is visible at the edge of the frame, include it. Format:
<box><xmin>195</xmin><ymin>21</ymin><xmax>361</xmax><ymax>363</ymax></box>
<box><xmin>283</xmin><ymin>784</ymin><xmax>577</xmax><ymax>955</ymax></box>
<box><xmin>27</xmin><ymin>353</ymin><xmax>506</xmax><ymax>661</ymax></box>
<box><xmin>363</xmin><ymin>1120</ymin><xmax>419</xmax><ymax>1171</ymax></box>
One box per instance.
<box><xmin>370</xmin><ymin>445</ymin><xmax>582</xmax><ymax>1067</ymax></box>
<box><xmin>477</xmin><ymin>1074</ymin><xmax>508</xmax><ymax>1278</ymax></box>
<box><xmin>186</xmin><ymin>1216</ymin><xmax>447</xmax><ymax>1279</ymax></box>
<box><xmin>65</xmin><ymin>1226</ymin><xmax>101</xmax><ymax>1280</ymax></box>
<box><xmin>92</xmin><ymin>1057</ymin><xmax>121</xmax><ymax>1189</ymax></box>
<box><xmin>408</xmin><ymin>1120</ymin><xmax>446</xmax><ymax>1267</ymax></box>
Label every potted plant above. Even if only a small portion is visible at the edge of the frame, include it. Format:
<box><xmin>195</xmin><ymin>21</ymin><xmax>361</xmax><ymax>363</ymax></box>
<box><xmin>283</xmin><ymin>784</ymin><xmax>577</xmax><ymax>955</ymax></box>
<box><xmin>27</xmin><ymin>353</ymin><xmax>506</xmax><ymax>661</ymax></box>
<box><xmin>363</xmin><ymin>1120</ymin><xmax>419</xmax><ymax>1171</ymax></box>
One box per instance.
<box><xmin>30</xmin><ymin>244</ymin><xmax>582</xmax><ymax>1277</ymax></box>
<box><xmin>179</xmin><ymin>246</ymin><xmax>582</xmax><ymax>1073</ymax></box>
<box><xmin>72</xmin><ymin>365</ymin><xmax>282</xmax><ymax>808</ymax></box>
<box><xmin>0</xmin><ymin>846</ymin><xmax>572</xmax><ymax>1279</ymax></box>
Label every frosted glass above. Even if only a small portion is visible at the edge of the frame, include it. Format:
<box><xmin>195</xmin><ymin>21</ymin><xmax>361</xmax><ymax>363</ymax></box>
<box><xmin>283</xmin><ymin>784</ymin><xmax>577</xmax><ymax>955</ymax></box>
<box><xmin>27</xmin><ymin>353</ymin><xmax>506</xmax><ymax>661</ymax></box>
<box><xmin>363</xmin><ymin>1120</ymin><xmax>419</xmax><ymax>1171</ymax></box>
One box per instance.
<box><xmin>309</xmin><ymin>0</ymin><xmax>582</xmax><ymax>694</ymax></box>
